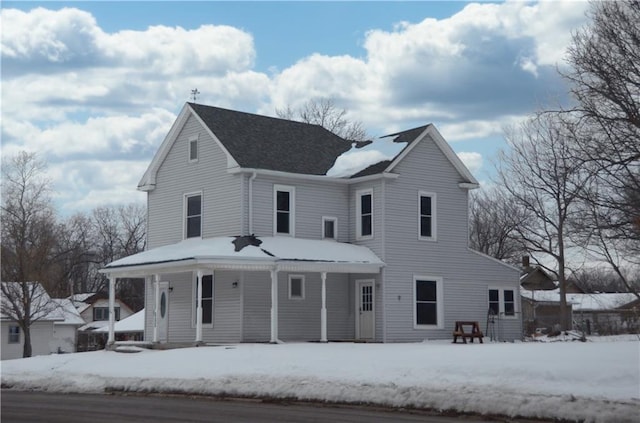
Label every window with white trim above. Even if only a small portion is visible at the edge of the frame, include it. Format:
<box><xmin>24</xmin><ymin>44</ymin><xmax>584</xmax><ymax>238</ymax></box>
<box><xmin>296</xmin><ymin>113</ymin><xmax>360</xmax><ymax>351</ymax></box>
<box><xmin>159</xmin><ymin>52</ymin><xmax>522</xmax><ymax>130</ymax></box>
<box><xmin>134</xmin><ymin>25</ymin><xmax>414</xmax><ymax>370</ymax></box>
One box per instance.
<box><xmin>414</xmin><ymin>277</ymin><xmax>444</xmax><ymax>328</ymax></box>
<box><xmin>189</xmin><ymin>135</ymin><xmax>199</xmax><ymax>162</ymax></box>
<box><xmin>195</xmin><ymin>275</ymin><xmax>214</xmax><ymax>325</ymax></box>
<box><xmin>418</xmin><ymin>191</ymin><xmax>436</xmax><ymax>240</ymax></box>
<box><xmin>93</xmin><ymin>307</ymin><xmax>120</xmax><ymax>321</ymax></box>
<box><xmin>288</xmin><ymin>275</ymin><xmax>305</xmax><ymax>300</ymax></box>
<box><xmin>488</xmin><ymin>288</ymin><xmax>517</xmax><ymax>317</ymax></box>
<box><xmin>185</xmin><ymin>193</ymin><xmax>202</xmax><ymax>238</ymax></box>
<box><xmin>356</xmin><ymin>189</ymin><xmax>373</xmax><ymax>239</ymax></box>
<box><xmin>274</xmin><ymin>185</ymin><xmax>295</xmax><ymax>236</ymax></box>
<box><xmin>8</xmin><ymin>325</ymin><xmax>20</xmax><ymax>344</ymax></box>
<box><xmin>322</xmin><ymin>216</ymin><xmax>337</xmax><ymax>240</ymax></box>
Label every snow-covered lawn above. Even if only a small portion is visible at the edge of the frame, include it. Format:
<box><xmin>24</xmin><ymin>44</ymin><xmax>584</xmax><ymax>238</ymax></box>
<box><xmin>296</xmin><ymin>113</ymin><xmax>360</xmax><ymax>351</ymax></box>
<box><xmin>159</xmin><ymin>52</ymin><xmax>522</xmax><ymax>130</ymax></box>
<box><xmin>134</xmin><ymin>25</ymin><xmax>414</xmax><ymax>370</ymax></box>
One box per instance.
<box><xmin>2</xmin><ymin>337</ymin><xmax>639</xmax><ymax>422</ymax></box>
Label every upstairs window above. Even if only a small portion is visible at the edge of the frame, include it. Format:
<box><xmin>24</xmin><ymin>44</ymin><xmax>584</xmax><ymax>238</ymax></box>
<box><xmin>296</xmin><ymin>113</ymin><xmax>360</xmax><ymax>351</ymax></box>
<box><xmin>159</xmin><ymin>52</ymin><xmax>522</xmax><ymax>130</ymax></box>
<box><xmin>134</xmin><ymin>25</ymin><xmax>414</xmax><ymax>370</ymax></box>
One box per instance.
<box><xmin>322</xmin><ymin>217</ymin><xmax>337</xmax><ymax>240</ymax></box>
<box><xmin>356</xmin><ymin>189</ymin><xmax>373</xmax><ymax>239</ymax></box>
<box><xmin>274</xmin><ymin>185</ymin><xmax>295</xmax><ymax>236</ymax></box>
<box><xmin>418</xmin><ymin>191</ymin><xmax>436</xmax><ymax>240</ymax></box>
<box><xmin>189</xmin><ymin>135</ymin><xmax>199</xmax><ymax>162</ymax></box>
<box><xmin>185</xmin><ymin>193</ymin><xmax>202</xmax><ymax>238</ymax></box>
<box><xmin>93</xmin><ymin>307</ymin><xmax>120</xmax><ymax>321</ymax></box>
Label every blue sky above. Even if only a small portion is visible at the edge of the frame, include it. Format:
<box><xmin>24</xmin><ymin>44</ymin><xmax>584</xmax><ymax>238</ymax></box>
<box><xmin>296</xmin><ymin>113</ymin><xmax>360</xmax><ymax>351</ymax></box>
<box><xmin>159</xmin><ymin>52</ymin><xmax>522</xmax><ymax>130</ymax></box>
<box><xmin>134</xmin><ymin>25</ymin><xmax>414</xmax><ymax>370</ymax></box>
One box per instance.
<box><xmin>1</xmin><ymin>1</ymin><xmax>590</xmax><ymax>215</ymax></box>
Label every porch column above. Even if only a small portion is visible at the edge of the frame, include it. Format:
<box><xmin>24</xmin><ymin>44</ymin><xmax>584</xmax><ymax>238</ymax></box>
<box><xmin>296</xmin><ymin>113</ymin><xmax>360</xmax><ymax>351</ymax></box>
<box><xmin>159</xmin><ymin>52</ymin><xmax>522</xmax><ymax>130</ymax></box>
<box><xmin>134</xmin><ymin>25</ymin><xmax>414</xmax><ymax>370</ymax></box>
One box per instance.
<box><xmin>196</xmin><ymin>270</ymin><xmax>203</xmax><ymax>343</ymax></box>
<box><xmin>107</xmin><ymin>276</ymin><xmax>116</xmax><ymax>346</ymax></box>
<box><xmin>153</xmin><ymin>274</ymin><xmax>160</xmax><ymax>343</ymax></box>
<box><xmin>270</xmin><ymin>269</ymin><xmax>279</xmax><ymax>343</ymax></box>
<box><xmin>320</xmin><ymin>271</ymin><xmax>327</xmax><ymax>343</ymax></box>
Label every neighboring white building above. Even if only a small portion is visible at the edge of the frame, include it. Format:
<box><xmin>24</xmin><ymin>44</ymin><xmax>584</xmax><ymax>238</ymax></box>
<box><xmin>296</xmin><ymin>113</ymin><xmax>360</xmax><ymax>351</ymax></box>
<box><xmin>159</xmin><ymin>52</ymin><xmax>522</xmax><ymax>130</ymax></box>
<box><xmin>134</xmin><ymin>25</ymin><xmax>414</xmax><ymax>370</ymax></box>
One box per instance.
<box><xmin>1</xmin><ymin>283</ymin><xmax>84</xmax><ymax>360</ymax></box>
<box><xmin>50</xmin><ymin>298</ymin><xmax>86</xmax><ymax>354</ymax></box>
<box><xmin>94</xmin><ymin>309</ymin><xmax>145</xmax><ymax>341</ymax></box>
<box><xmin>70</xmin><ymin>293</ymin><xmax>135</xmax><ymax>351</ymax></box>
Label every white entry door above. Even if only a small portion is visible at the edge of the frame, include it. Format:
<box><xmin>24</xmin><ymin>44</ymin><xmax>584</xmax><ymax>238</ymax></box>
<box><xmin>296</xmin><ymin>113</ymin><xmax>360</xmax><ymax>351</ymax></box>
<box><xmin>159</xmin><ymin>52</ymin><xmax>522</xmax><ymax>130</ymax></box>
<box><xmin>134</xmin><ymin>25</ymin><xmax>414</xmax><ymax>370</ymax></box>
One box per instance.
<box><xmin>158</xmin><ymin>282</ymin><xmax>169</xmax><ymax>343</ymax></box>
<box><xmin>356</xmin><ymin>280</ymin><xmax>374</xmax><ymax>340</ymax></box>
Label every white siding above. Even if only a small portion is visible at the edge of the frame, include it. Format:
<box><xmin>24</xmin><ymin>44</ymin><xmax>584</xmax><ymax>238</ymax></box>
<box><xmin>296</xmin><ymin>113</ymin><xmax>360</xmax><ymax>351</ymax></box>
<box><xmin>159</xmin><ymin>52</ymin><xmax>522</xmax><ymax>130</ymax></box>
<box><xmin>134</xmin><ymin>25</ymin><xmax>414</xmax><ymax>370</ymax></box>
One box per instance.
<box><xmin>80</xmin><ymin>299</ymin><xmax>134</xmax><ymax>323</ymax></box>
<box><xmin>381</xmin><ymin>134</ymin><xmax>521</xmax><ymax>342</ymax></box>
<box><xmin>144</xmin><ymin>271</ymin><xmax>242</xmax><ymax>344</ymax></box>
<box><xmin>249</xmin><ymin>175</ymin><xmax>350</xmax><ymax>241</ymax></box>
<box><xmin>51</xmin><ymin>324</ymin><xmax>77</xmax><ymax>354</ymax></box>
<box><xmin>141</xmin><ymin>113</ymin><xmax>521</xmax><ymax>344</ymax></box>
<box><xmin>241</xmin><ymin>271</ymin><xmax>353</xmax><ymax>342</ymax></box>
<box><xmin>1</xmin><ymin>321</ymin><xmax>56</xmax><ymax>360</ymax></box>
<box><xmin>147</xmin><ymin>114</ymin><xmax>242</xmax><ymax>249</ymax></box>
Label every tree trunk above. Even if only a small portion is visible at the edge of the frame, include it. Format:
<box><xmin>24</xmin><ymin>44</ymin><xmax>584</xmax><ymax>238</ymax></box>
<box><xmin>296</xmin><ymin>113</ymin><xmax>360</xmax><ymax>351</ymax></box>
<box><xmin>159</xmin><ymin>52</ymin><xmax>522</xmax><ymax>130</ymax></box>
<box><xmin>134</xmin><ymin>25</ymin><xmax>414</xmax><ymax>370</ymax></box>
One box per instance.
<box><xmin>22</xmin><ymin>325</ymin><xmax>32</xmax><ymax>358</ymax></box>
<box><xmin>557</xmin><ymin>228</ymin><xmax>571</xmax><ymax>331</ymax></box>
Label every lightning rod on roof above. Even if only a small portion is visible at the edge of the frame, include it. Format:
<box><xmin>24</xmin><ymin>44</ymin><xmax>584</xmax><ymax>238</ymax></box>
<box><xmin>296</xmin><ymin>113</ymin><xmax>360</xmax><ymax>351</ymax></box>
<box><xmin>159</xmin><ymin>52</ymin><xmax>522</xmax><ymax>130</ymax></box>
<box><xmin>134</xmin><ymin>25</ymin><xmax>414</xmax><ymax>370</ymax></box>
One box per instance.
<box><xmin>190</xmin><ymin>88</ymin><xmax>200</xmax><ymax>102</ymax></box>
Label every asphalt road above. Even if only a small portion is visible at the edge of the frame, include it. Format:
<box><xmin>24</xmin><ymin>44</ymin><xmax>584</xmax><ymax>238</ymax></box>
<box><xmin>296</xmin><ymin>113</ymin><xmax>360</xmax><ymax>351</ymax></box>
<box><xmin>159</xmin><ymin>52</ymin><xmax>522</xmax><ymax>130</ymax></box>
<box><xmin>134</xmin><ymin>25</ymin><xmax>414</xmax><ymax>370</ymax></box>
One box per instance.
<box><xmin>1</xmin><ymin>390</ymin><xmax>514</xmax><ymax>423</ymax></box>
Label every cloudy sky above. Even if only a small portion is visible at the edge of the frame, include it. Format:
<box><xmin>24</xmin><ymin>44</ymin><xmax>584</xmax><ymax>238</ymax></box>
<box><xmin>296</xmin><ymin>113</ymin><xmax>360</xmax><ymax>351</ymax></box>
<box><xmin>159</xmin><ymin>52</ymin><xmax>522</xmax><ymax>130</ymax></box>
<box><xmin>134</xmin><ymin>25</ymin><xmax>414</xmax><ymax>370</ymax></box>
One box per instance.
<box><xmin>1</xmin><ymin>1</ymin><xmax>590</xmax><ymax>216</ymax></box>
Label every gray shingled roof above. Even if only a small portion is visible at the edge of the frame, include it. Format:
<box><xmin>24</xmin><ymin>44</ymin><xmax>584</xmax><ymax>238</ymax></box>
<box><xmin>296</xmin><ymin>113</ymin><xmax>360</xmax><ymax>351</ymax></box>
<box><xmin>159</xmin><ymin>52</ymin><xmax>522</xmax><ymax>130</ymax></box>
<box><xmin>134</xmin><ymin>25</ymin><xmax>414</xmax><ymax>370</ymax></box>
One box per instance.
<box><xmin>350</xmin><ymin>160</ymin><xmax>393</xmax><ymax>178</ymax></box>
<box><xmin>189</xmin><ymin>103</ymin><xmax>352</xmax><ymax>175</ymax></box>
<box><xmin>381</xmin><ymin>125</ymin><xmax>430</xmax><ymax>143</ymax></box>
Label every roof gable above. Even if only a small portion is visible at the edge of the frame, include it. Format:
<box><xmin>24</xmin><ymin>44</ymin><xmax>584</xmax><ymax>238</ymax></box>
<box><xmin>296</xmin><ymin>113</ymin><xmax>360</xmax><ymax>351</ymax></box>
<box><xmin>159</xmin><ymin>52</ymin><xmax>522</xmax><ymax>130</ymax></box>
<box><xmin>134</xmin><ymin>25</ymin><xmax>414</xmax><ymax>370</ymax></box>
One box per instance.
<box><xmin>139</xmin><ymin>103</ymin><xmax>353</xmax><ymax>190</ymax></box>
<box><xmin>139</xmin><ymin>103</ymin><xmax>479</xmax><ymax>187</ymax></box>
<box><xmin>383</xmin><ymin>125</ymin><xmax>479</xmax><ymax>186</ymax></box>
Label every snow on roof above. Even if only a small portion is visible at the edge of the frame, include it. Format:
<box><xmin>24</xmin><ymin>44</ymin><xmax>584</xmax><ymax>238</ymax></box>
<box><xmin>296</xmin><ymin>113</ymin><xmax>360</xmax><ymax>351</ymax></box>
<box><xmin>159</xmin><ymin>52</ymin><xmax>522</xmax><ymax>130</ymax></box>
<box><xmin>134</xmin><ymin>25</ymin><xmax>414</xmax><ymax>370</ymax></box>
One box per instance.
<box><xmin>1</xmin><ymin>282</ymin><xmax>63</xmax><ymax>321</ymax></box>
<box><xmin>94</xmin><ymin>309</ymin><xmax>144</xmax><ymax>333</ymax></box>
<box><xmin>326</xmin><ymin>138</ymin><xmax>408</xmax><ymax>177</ymax></box>
<box><xmin>521</xmin><ymin>288</ymin><xmax>638</xmax><ymax>311</ymax></box>
<box><xmin>104</xmin><ymin>236</ymin><xmax>384</xmax><ymax>271</ymax></box>
<box><xmin>50</xmin><ymin>298</ymin><xmax>85</xmax><ymax>326</ymax></box>
<box><xmin>79</xmin><ymin>320</ymin><xmax>109</xmax><ymax>331</ymax></box>
<box><xmin>69</xmin><ymin>293</ymin><xmax>96</xmax><ymax>303</ymax></box>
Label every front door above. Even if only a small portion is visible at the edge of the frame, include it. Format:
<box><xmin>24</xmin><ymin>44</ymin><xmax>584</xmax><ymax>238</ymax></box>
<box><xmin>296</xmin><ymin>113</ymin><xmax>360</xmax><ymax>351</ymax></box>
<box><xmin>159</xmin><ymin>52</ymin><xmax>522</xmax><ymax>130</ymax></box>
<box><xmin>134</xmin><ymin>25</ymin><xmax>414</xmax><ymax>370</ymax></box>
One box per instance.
<box><xmin>356</xmin><ymin>280</ymin><xmax>374</xmax><ymax>340</ymax></box>
<box><xmin>158</xmin><ymin>282</ymin><xmax>169</xmax><ymax>342</ymax></box>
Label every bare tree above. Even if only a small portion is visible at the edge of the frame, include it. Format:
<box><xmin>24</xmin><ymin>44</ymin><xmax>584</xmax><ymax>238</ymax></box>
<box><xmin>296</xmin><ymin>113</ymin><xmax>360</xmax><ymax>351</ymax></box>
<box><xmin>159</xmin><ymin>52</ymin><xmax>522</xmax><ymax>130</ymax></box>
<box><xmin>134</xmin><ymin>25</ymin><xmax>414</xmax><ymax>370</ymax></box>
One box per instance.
<box><xmin>1</xmin><ymin>151</ymin><xmax>60</xmax><ymax>357</ymax></box>
<box><xmin>55</xmin><ymin>213</ymin><xmax>99</xmax><ymax>297</ymax></box>
<box><xmin>276</xmin><ymin>98</ymin><xmax>368</xmax><ymax>141</ymax></box>
<box><xmin>560</xmin><ymin>0</ymin><xmax>640</xmax><ymax>296</ymax></box>
<box><xmin>563</xmin><ymin>0</ymin><xmax>640</xmax><ymax>239</ymax></box>
<box><xmin>468</xmin><ymin>187</ymin><xmax>528</xmax><ymax>265</ymax></box>
<box><xmin>496</xmin><ymin>113</ymin><xmax>591</xmax><ymax>329</ymax></box>
<box><xmin>572</xmin><ymin>181</ymin><xmax>640</xmax><ymax>299</ymax></box>
<box><xmin>91</xmin><ymin>204</ymin><xmax>147</xmax><ymax>310</ymax></box>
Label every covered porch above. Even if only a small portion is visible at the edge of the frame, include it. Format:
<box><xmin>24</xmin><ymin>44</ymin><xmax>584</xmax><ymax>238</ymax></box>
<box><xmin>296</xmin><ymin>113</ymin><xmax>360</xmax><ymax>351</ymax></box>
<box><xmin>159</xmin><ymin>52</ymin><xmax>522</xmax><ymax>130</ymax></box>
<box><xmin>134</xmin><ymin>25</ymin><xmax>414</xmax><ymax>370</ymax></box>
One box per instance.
<box><xmin>100</xmin><ymin>236</ymin><xmax>384</xmax><ymax>346</ymax></box>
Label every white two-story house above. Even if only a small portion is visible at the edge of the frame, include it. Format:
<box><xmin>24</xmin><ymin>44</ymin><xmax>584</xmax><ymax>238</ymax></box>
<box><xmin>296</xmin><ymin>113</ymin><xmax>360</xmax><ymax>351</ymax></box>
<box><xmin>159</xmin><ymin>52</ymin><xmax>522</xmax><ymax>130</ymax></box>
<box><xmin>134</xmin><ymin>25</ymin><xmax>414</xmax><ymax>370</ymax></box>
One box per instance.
<box><xmin>102</xmin><ymin>102</ymin><xmax>521</xmax><ymax>344</ymax></box>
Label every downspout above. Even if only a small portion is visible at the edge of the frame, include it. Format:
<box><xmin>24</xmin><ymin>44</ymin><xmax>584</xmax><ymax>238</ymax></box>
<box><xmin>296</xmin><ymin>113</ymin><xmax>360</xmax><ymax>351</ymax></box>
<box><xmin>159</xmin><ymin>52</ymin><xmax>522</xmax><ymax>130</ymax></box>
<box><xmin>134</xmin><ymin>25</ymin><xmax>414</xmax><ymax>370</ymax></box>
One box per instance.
<box><xmin>381</xmin><ymin>179</ymin><xmax>387</xmax><ymax>343</ymax></box>
<box><xmin>249</xmin><ymin>172</ymin><xmax>257</xmax><ymax>234</ymax></box>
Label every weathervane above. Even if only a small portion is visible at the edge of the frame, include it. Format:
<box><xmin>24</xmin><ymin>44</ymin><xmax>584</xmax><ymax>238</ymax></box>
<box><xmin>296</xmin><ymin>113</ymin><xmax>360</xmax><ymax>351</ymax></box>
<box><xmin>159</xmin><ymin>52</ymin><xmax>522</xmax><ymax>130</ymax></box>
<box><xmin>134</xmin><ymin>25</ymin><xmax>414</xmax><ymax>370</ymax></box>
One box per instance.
<box><xmin>190</xmin><ymin>88</ymin><xmax>200</xmax><ymax>102</ymax></box>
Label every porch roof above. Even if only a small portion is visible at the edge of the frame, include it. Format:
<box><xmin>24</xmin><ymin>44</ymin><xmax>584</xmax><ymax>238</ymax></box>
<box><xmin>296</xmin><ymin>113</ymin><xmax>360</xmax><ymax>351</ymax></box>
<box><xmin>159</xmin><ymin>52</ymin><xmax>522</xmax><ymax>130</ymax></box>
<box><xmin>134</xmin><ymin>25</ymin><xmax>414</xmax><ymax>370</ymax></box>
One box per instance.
<box><xmin>101</xmin><ymin>236</ymin><xmax>384</xmax><ymax>276</ymax></box>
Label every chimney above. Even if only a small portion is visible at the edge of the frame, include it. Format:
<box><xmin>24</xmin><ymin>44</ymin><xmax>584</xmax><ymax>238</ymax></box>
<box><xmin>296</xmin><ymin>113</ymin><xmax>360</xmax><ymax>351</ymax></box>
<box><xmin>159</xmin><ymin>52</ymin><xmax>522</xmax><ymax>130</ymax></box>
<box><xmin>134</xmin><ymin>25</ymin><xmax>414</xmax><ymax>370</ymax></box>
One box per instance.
<box><xmin>522</xmin><ymin>255</ymin><xmax>530</xmax><ymax>269</ymax></box>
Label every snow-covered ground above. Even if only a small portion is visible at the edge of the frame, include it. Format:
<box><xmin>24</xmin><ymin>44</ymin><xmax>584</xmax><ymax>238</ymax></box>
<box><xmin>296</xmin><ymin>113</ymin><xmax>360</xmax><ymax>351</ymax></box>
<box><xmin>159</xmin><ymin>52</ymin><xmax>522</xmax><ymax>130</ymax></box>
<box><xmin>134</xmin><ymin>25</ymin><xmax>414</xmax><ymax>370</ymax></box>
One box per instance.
<box><xmin>2</xmin><ymin>337</ymin><xmax>639</xmax><ymax>422</ymax></box>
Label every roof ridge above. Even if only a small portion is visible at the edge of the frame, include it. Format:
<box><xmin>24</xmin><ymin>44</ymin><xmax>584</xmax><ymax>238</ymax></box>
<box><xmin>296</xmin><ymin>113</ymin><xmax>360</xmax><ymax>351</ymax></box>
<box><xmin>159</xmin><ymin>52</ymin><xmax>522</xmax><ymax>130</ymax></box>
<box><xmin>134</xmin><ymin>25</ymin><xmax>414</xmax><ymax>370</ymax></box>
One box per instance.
<box><xmin>187</xmin><ymin>102</ymin><xmax>331</xmax><ymax>131</ymax></box>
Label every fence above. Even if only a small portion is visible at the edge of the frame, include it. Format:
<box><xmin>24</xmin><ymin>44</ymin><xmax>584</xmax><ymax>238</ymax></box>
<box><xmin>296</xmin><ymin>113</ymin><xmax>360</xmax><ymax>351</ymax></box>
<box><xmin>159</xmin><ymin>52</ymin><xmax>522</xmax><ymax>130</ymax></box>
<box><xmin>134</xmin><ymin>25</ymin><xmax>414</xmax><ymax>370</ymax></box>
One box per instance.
<box><xmin>521</xmin><ymin>305</ymin><xmax>640</xmax><ymax>337</ymax></box>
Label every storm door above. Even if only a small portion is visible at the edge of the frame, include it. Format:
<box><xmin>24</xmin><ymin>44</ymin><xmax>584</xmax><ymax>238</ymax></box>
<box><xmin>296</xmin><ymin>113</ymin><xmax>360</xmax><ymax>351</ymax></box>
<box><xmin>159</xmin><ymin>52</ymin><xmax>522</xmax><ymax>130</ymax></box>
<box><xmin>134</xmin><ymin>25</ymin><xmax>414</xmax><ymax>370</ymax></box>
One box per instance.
<box><xmin>356</xmin><ymin>280</ymin><xmax>374</xmax><ymax>340</ymax></box>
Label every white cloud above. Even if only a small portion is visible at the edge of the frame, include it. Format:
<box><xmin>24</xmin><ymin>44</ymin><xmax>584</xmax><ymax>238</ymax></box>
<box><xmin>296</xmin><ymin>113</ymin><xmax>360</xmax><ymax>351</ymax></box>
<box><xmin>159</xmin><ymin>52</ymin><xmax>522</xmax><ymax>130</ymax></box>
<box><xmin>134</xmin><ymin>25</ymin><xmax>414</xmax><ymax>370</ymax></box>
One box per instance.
<box><xmin>0</xmin><ymin>2</ymin><xmax>590</xmax><ymax>215</ymax></box>
<box><xmin>457</xmin><ymin>152</ymin><xmax>483</xmax><ymax>175</ymax></box>
<box><xmin>48</xmin><ymin>160</ymin><xmax>148</xmax><ymax>214</ymax></box>
<box><xmin>2</xmin><ymin>110</ymin><xmax>176</xmax><ymax>160</ymax></box>
<box><xmin>1</xmin><ymin>7</ymin><xmax>102</xmax><ymax>64</ymax></box>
